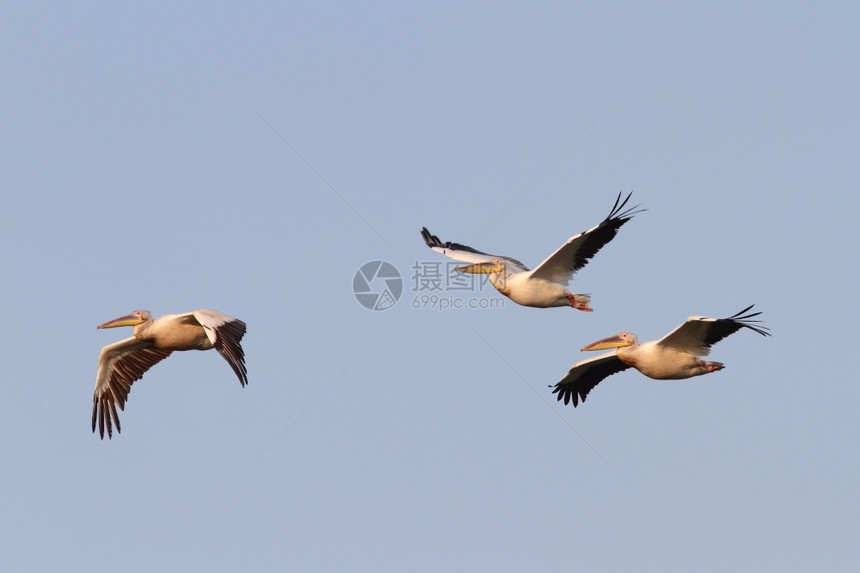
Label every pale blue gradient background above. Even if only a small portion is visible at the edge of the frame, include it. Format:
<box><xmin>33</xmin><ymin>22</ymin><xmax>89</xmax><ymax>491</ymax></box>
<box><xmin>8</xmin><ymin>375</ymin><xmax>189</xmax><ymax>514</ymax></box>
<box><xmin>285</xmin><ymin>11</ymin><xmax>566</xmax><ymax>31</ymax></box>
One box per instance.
<box><xmin>2</xmin><ymin>2</ymin><xmax>858</xmax><ymax>571</ymax></box>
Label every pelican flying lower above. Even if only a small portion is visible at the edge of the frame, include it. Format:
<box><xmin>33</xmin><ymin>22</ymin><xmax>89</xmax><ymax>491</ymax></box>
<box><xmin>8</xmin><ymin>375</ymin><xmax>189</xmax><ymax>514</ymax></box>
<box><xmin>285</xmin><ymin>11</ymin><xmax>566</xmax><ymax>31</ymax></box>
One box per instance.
<box><xmin>552</xmin><ymin>305</ymin><xmax>770</xmax><ymax>406</ymax></box>
<box><xmin>421</xmin><ymin>191</ymin><xmax>642</xmax><ymax>311</ymax></box>
<box><xmin>92</xmin><ymin>309</ymin><xmax>248</xmax><ymax>438</ymax></box>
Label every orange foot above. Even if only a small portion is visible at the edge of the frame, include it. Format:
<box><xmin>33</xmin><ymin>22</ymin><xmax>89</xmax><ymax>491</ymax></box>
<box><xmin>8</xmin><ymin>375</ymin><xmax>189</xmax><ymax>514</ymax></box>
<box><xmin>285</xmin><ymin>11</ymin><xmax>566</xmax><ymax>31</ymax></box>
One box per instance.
<box><xmin>566</xmin><ymin>293</ymin><xmax>593</xmax><ymax>312</ymax></box>
<box><xmin>699</xmin><ymin>360</ymin><xmax>725</xmax><ymax>373</ymax></box>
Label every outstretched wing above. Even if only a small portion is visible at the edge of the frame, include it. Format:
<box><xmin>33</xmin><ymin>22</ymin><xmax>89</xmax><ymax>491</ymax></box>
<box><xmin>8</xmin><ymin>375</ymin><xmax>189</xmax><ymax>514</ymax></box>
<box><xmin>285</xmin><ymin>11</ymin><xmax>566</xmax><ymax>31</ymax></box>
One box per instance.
<box><xmin>193</xmin><ymin>309</ymin><xmax>248</xmax><ymax>387</ymax></box>
<box><xmin>657</xmin><ymin>305</ymin><xmax>771</xmax><ymax>356</ymax></box>
<box><xmin>551</xmin><ymin>351</ymin><xmax>631</xmax><ymax>407</ymax></box>
<box><xmin>420</xmin><ymin>227</ymin><xmax>528</xmax><ymax>271</ymax></box>
<box><xmin>92</xmin><ymin>338</ymin><xmax>173</xmax><ymax>439</ymax></box>
<box><xmin>530</xmin><ymin>191</ymin><xmax>643</xmax><ymax>285</ymax></box>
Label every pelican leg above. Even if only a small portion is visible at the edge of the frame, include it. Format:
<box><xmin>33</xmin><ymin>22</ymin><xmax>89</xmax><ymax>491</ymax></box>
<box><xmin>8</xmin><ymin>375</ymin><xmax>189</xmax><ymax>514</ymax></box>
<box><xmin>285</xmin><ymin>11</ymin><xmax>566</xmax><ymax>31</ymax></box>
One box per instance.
<box><xmin>566</xmin><ymin>292</ymin><xmax>593</xmax><ymax>312</ymax></box>
<box><xmin>698</xmin><ymin>360</ymin><xmax>724</xmax><ymax>373</ymax></box>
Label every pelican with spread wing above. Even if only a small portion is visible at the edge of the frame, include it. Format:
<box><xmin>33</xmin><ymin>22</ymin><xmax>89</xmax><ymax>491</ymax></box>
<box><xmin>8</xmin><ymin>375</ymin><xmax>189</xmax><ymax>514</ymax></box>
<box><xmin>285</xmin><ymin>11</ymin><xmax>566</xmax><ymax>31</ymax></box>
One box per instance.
<box><xmin>551</xmin><ymin>305</ymin><xmax>770</xmax><ymax>406</ymax></box>
<box><xmin>421</xmin><ymin>192</ymin><xmax>642</xmax><ymax>310</ymax></box>
<box><xmin>92</xmin><ymin>309</ymin><xmax>248</xmax><ymax>438</ymax></box>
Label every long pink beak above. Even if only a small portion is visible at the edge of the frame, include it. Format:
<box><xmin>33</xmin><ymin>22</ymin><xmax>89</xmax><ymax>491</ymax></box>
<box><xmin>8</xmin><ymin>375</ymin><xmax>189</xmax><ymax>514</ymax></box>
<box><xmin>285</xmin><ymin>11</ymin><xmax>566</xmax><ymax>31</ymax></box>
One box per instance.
<box><xmin>97</xmin><ymin>313</ymin><xmax>143</xmax><ymax>329</ymax></box>
<box><xmin>581</xmin><ymin>334</ymin><xmax>627</xmax><ymax>352</ymax></box>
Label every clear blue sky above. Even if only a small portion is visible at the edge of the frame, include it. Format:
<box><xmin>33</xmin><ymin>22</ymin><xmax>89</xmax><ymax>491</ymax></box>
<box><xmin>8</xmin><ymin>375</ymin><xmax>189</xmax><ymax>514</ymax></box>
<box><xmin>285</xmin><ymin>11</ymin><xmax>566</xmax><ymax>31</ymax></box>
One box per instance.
<box><xmin>2</xmin><ymin>2</ymin><xmax>858</xmax><ymax>571</ymax></box>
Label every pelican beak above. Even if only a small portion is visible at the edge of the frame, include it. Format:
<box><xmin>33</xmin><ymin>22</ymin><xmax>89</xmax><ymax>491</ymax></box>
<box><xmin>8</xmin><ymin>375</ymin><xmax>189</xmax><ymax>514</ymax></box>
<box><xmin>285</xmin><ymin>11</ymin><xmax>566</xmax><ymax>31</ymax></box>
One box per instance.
<box><xmin>97</xmin><ymin>313</ymin><xmax>145</xmax><ymax>329</ymax></box>
<box><xmin>454</xmin><ymin>262</ymin><xmax>505</xmax><ymax>274</ymax></box>
<box><xmin>581</xmin><ymin>335</ymin><xmax>631</xmax><ymax>352</ymax></box>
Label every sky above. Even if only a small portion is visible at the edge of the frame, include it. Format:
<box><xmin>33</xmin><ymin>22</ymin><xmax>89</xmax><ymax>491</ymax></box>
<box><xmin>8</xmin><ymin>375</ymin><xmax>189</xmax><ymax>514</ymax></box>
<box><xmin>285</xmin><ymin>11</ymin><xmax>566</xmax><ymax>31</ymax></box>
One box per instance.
<box><xmin>2</xmin><ymin>1</ymin><xmax>858</xmax><ymax>571</ymax></box>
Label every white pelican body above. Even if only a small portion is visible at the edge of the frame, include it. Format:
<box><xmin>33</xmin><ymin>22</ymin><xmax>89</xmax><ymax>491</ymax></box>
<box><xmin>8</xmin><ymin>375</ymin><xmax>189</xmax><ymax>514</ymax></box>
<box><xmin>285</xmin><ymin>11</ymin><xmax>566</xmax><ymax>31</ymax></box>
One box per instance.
<box><xmin>489</xmin><ymin>272</ymin><xmax>574</xmax><ymax>308</ymax></box>
<box><xmin>421</xmin><ymin>192</ymin><xmax>642</xmax><ymax>311</ymax></box>
<box><xmin>93</xmin><ymin>309</ymin><xmax>248</xmax><ymax>439</ymax></box>
<box><xmin>552</xmin><ymin>306</ymin><xmax>770</xmax><ymax>406</ymax></box>
<box><xmin>614</xmin><ymin>337</ymin><xmax>725</xmax><ymax>380</ymax></box>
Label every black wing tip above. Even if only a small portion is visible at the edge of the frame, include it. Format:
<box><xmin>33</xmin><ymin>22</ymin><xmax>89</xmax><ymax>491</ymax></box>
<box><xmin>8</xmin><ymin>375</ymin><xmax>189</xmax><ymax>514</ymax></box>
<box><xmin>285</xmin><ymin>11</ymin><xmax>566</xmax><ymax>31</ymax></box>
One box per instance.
<box><xmin>211</xmin><ymin>319</ymin><xmax>249</xmax><ymax>386</ymax></box>
<box><xmin>233</xmin><ymin>318</ymin><xmax>248</xmax><ymax>336</ymax></box>
<box><xmin>92</xmin><ymin>398</ymin><xmax>108</xmax><ymax>439</ymax></box>
<box><xmin>607</xmin><ymin>191</ymin><xmax>646</xmax><ymax>223</ymax></box>
<box><xmin>224</xmin><ymin>352</ymin><xmax>248</xmax><ymax>387</ymax></box>
<box><xmin>237</xmin><ymin>366</ymin><xmax>249</xmax><ymax>387</ymax></box>
<box><xmin>551</xmin><ymin>382</ymin><xmax>583</xmax><ymax>407</ymax></box>
<box><xmin>420</xmin><ymin>227</ymin><xmax>491</xmax><ymax>258</ymax></box>
<box><xmin>92</xmin><ymin>393</ymin><xmax>122</xmax><ymax>440</ymax></box>
<box><xmin>726</xmin><ymin>304</ymin><xmax>772</xmax><ymax>337</ymax></box>
<box><xmin>420</xmin><ymin>226</ymin><xmax>442</xmax><ymax>248</ymax></box>
<box><xmin>92</xmin><ymin>413</ymin><xmax>116</xmax><ymax>440</ymax></box>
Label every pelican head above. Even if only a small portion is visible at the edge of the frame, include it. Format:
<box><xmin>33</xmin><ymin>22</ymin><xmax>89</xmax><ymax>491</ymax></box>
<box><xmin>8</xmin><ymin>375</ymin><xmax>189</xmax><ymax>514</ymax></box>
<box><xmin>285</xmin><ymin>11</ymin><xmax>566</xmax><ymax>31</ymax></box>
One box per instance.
<box><xmin>454</xmin><ymin>258</ymin><xmax>506</xmax><ymax>274</ymax></box>
<box><xmin>581</xmin><ymin>332</ymin><xmax>638</xmax><ymax>352</ymax></box>
<box><xmin>97</xmin><ymin>309</ymin><xmax>152</xmax><ymax>329</ymax></box>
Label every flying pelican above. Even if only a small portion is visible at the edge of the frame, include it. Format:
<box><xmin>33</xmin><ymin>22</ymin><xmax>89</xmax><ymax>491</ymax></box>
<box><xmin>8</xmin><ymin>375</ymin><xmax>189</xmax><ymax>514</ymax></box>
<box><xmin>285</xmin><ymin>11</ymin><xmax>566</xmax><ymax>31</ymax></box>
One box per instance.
<box><xmin>92</xmin><ymin>309</ymin><xmax>248</xmax><ymax>439</ymax></box>
<box><xmin>421</xmin><ymin>192</ymin><xmax>642</xmax><ymax>311</ymax></box>
<box><xmin>552</xmin><ymin>305</ymin><xmax>770</xmax><ymax>406</ymax></box>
